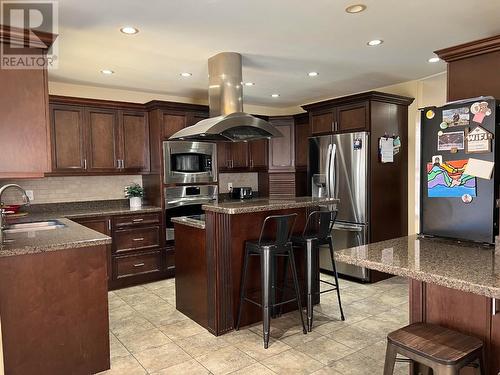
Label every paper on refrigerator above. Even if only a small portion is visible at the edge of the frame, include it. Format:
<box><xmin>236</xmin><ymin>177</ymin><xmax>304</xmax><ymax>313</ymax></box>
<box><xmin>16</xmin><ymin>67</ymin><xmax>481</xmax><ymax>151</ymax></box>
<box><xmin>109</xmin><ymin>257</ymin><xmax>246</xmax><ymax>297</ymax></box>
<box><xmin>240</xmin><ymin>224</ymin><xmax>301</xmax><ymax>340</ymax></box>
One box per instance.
<box><xmin>464</xmin><ymin>158</ymin><xmax>495</xmax><ymax>180</ymax></box>
<box><xmin>379</xmin><ymin>137</ymin><xmax>394</xmax><ymax>163</ymax></box>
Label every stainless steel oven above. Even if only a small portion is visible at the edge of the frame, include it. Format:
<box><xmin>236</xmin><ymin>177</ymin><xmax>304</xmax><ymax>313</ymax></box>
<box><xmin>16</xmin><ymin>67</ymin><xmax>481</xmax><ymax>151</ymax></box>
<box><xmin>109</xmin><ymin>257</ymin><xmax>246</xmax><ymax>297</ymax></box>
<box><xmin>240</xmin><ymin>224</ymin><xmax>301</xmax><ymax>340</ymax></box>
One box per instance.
<box><xmin>164</xmin><ymin>185</ymin><xmax>217</xmax><ymax>241</ymax></box>
<box><xmin>163</xmin><ymin>141</ymin><xmax>217</xmax><ymax>184</ymax></box>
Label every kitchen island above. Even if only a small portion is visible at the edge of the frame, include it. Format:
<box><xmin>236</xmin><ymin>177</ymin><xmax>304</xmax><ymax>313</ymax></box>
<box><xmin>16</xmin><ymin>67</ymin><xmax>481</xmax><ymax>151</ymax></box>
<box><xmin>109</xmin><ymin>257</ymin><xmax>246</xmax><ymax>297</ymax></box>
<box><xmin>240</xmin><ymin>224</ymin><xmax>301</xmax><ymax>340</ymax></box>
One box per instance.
<box><xmin>334</xmin><ymin>235</ymin><xmax>500</xmax><ymax>375</ymax></box>
<box><xmin>173</xmin><ymin>197</ymin><xmax>337</xmax><ymax>336</ymax></box>
<box><xmin>0</xmin><ymin>218</ymin><xmax>112</xmax><ymax>375</ymax></box>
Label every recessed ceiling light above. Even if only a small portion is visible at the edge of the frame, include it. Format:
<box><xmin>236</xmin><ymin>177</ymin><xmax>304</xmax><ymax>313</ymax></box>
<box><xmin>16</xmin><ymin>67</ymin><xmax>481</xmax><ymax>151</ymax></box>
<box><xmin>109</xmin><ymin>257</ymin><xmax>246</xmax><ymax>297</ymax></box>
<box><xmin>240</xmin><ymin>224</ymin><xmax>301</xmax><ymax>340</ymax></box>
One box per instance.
<box><xmin>367</xmin><ymin>39</ymin><xmax>383</xmax><ymax>46</ymax></box>
<box><xmin>345</xmin><ymin>4</ymin><xmax>367</xmax><ymax>13</ymax></box>
<box><xmin>244</xmin><ymin>82</ymin><xmax>255</xmax><ymax>86</ymax></box>
<box><xmin>100</xmin><ymin>69</ymin><xmax>114</xmax><ymax>75</ymax></box>
<box><xmin>428</xmin><ymin>57</ymin><xmax>440</xmax><ymax>63</ymax></box>
<box><xmin>308</xmin><ymin>72</ymin><xmax>319</xmax><ymax>77</ymax></box>
<box><xmin>180</xmin><ymin>72</ymin><xmax>192</xmax><ymax>77</ymax></box>
<box><xmin>271</xmin><ymin>94</ymin><xmax>280</xmax><ymax>98</ymax></box>
<box><xmin>120</xmin><ymin>26</ymin><xmax>139</xmax><ymax>35</ymax></box>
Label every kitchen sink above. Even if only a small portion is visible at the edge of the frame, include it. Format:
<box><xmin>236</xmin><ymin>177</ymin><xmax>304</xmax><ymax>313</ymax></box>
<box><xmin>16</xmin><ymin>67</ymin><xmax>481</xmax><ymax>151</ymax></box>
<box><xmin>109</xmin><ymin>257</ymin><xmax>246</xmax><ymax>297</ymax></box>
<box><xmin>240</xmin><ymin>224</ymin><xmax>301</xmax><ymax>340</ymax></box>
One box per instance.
<box><xmin>4</xmin><ymin>220</ymin><xmax>66</xmax><ymax>234</ymax></box>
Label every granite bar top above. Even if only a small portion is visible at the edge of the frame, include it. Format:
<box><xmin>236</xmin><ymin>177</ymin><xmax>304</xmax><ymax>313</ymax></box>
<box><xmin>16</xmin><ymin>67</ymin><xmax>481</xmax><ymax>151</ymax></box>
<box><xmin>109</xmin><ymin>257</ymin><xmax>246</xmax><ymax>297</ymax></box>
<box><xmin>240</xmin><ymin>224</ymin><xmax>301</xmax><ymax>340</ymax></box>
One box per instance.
<box><xmin>171</xmin><ymin>216</ymin><xmax>206</xmax><ymax>230</ymax></box>
<box><xmin>0</xmin><ymin>218</ymin><xmax>111</xmax><ymax>258</ymax></box>
<box><xmin>334</xmin><ymin>235</ymin><xmax>500</xmax><ymax>299</ymax></box>
<box><xmin>202</xmin><ymin>197</ymin><xmax>338</xmax><ymax>214</ymax></box>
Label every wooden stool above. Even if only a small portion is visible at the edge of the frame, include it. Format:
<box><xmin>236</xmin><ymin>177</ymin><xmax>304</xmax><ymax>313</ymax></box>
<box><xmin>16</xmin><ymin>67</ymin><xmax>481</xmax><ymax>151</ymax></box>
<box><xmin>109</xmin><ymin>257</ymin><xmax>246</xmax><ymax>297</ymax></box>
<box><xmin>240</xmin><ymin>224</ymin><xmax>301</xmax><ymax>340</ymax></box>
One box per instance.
<box><xmin>383</xmin><ymin>323</ymin><xmax>485</xmax><ymax>375</ymax></box>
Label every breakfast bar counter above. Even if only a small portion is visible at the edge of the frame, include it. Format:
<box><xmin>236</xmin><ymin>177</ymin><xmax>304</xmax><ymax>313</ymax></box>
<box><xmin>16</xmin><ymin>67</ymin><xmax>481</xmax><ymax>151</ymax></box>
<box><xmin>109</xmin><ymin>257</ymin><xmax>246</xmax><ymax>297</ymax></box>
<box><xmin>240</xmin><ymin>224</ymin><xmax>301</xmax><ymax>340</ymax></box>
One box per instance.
<box><xmin>174</xmin><ymin>197</ymin><xmax>337</xmax><ymax>336</ymax></box>
<box><xmin>335</xmin><ymin>235</ymin><xmax>500</xmax><ymax>374</ymax></box>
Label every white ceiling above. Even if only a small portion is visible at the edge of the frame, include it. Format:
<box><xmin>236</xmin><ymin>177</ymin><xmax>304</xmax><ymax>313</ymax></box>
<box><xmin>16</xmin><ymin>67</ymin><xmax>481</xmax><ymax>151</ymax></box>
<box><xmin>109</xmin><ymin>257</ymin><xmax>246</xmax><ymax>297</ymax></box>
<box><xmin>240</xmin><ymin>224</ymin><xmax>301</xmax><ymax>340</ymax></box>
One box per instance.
<box><xmin>48</xmin><ymin>0</ymin><xmax>500</xmax><ymax>107</ymax></box>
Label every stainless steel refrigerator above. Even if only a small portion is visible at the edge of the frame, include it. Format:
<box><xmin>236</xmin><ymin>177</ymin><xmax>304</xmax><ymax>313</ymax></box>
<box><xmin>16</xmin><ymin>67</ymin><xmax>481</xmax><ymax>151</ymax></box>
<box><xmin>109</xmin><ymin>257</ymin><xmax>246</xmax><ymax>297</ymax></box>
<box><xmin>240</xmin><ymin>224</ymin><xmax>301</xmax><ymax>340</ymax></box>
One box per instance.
<box><xmin>309</xmin><ymin>132</ymin><xmax>370</xmax><ymax>281</ymax></box>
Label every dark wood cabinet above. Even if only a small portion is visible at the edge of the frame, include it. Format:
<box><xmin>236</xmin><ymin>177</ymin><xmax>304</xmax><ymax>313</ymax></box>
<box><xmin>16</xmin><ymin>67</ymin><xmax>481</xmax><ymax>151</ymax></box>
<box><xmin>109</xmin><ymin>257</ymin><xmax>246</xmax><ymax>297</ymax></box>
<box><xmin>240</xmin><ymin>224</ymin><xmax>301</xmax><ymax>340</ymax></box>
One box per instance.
<box><xmin>120</xmin><ymin>110</ymin><xmax>150</xmax><ymax>173</ymax></box>
<box><xmin>85</xmin><ymin>108</ymin><xmax>120</xmax><ymax>172</ymax></box>
<box><xmin>491</xmin><ymin>299</ymin><xmax>500</xmax><ymax>373</ymax></box>
<box><xmin>248</xmin><ymin>139</ymin><xmax>268</xmax><ymax>170</ymax></box>
<box><xmin>50</xmin><ymin>105</ymin><xmax>86</xmax><ymax>172</ymax></box>
<box><xmin>311</xmin><ymin>111</ymin><xmax>334</xmax><ymax>135</ymax></box>
<box><xmin>229</xmin><ymin>142</ymin><xmax>250</xmax><ymax>168</ymax></box>
<box><xmin>336</xmin><ymin>101</ymin><xmax>368</xmax><ymax>132</ymax></box>
<box><xmin>73</xmin><ymin>217</ymin><xmax>112</xmax><ymax>282</ymax></box>
<box><xmin>294</xmin><ymin>114</ymin><xmax>309</xmax><ymax>169</ymax></box>
<box><xmin>49</xmin><ymin>97</ymin><xmax>151</xmax><ymax>175</ymax></box>
<box><xmin>0</xmin><ymin>28</ymin><xmax>55</xmax><ymax>179</ymax></box>
<box><xmin>268</xmin><ymin>116</ymin><xmax>295</xmax><ymax>171</ymax></box>
<box><xmin>161</xmin><ymin>113</ymin><xmax>186</xmax><ymax>139</ymax></box>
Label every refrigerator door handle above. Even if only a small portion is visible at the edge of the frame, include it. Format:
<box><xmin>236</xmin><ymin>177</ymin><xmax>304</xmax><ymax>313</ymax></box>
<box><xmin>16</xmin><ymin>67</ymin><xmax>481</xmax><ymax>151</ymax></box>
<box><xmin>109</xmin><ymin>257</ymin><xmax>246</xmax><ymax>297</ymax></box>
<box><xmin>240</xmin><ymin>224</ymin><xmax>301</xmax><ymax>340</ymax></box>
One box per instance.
<box><xmin>330</xmin><ymin>144</ymin><xmax>336</xmax><ymax>198</ymax></box>
<box><xmin>325</xmin><ymin>144</ymin><xmax>332</xmax><ymax>198</ymax></box>
<box><xmin>333</xmin><ymin>223</ymin><xmax>364</xmax><ymax>232</ymax></box>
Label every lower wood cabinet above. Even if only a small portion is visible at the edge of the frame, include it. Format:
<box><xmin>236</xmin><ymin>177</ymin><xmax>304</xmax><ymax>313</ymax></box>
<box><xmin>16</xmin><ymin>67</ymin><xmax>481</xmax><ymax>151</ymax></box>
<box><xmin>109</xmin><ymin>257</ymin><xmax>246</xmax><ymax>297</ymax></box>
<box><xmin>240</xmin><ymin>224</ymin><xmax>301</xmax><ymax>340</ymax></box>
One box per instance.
<box><xmin>74</xmin><ymin>211</ymin><xmax>169</xmax><ymax>290</ymax></box>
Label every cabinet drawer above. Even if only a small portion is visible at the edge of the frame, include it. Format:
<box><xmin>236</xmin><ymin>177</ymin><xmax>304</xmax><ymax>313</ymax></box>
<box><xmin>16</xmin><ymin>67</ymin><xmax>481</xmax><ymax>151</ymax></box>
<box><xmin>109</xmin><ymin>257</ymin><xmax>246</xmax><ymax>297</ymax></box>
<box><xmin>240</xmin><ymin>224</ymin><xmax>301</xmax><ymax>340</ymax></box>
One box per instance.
<box><xmin>113</xmin><ymin>213</ymin><xmax>160</xmax><ymax>228</ymax></box>
<box><xmin>114</xmin><ymin>226</ymin><xmax>160</xmax><ymax>253</ymax></box>
<box><xmin>114</xmin><ymin>251</ymin><xmax>162</xmax><ymax>279</ymax></box>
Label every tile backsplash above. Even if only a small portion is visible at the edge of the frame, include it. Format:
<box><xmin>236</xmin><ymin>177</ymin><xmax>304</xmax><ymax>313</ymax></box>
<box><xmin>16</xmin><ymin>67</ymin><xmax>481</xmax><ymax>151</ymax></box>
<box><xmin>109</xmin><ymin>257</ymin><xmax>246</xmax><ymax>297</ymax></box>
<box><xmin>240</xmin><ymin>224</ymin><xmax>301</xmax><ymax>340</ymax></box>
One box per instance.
<box><xmin>0</xmin><ymin>175</ymin><xmax>142</xmax><ymax>204</ymax></box>
<box><xmin>218</xmin><ymin>173</ymin><xmax>259</xmax><ymax>194</ymax></box>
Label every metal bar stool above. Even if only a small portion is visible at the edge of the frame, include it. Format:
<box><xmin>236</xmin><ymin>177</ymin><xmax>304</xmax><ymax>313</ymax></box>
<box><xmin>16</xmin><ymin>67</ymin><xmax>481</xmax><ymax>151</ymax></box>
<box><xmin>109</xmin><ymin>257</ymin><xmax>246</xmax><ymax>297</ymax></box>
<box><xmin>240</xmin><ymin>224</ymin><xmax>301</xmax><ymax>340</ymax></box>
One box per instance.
<box><xmin>291</xmin><ymin>210</ymin><xmax>345</xmax><ymax>332</ymax></box>
<box><xmin>384</xmin><ymin>323</ymin><xmax>485</xmax><ymax>375</ymax></box>
<box><xmin>235</xmin><ymin>213</ymin><xmax>307</xmax><ymax>349</ymax></box>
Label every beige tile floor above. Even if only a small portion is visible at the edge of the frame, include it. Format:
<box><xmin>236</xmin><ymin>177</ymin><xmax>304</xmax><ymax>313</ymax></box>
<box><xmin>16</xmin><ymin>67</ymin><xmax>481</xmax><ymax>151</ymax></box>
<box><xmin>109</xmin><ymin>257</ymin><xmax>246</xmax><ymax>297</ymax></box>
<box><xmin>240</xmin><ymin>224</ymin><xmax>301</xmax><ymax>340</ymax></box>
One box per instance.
<box><xmin>100</xmin><ymin>275</ymin><xmax>410</xmax><ymax>375</ymax></box>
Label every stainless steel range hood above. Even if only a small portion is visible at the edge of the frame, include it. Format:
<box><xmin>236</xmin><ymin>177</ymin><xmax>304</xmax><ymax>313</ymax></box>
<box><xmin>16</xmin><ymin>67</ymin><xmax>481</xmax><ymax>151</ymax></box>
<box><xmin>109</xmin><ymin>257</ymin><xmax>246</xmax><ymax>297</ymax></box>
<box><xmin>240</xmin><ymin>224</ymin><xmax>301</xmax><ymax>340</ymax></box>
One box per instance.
<box><xmin>169</xmin><ymin>52</ymin><xmax>282</xmax><ymax>142</ymax></box>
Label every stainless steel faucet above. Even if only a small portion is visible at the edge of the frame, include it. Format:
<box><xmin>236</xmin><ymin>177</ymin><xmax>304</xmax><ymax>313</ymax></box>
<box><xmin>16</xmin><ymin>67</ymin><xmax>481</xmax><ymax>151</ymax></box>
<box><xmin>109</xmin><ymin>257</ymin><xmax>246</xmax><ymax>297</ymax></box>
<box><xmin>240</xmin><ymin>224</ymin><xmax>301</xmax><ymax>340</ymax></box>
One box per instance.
<box><xmin>0</xmin><ymin>184</ymin><xmax>30</xmax><ymax>233</ymax></box>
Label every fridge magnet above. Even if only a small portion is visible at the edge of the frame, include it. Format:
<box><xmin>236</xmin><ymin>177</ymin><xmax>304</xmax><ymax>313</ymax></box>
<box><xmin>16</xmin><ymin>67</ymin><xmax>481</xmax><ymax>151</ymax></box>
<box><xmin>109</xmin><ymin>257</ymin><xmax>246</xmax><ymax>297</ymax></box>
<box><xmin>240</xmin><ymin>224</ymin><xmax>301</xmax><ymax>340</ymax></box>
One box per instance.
<box><xmin>439</xmin><ymin>122</ymin><xmax>448</xmax><ymax>130</ymax></box>
<box><xmin>442</xmin><ymin>107</ymin><xmax>470</xmax><ymax>127</ymax></box>
<box><xmin>461</xmin><ymin>194</ymin><xmax>473</xmax><ymax>204</ymax></box>
<box><xmin>470</xmin><ymin>101</ymin><xmax>492</xmax><ymax>124</ymax></box>
<box><xmin>465</xmin><ymin>126</ymin><xmax>493</xmax><ymax>154</ymax></box>
<box><xmin>427</xmin><ymin>159</ymin><xmax>476</xmax><ymax>198</ymax></box>
<box><xmin>353</xmin><ymin>138</ymin><xmax>362</xmax><ymax>150</ymax></box>
<box><xmin>426</xmin><ymin>109</ymin><xmax>435</xmax><ymax>119</ymax></box>
<box><xmin>437</xmin><ymin>130</ymin><xmax>444</xmax><ymax>136</ymax></box>
<box><xmin>437</xmin><ymin>131</ymin><xmax>465</xmax><ymax>151</ymax></box>
<box><xmin>431</xmin><ymin>155</ymin><xmax>443</xmax><ymax>166</ymax></box>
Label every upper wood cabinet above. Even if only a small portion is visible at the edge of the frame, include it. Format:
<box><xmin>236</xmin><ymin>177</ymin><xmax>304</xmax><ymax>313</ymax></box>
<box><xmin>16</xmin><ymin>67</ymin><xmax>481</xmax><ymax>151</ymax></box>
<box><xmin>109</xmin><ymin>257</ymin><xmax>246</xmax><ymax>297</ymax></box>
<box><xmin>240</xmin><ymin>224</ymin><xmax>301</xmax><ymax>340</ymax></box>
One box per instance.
<box><xmin>120</xmin><ymin>111</ymin><xmax>150</xmax><ymax>173</ymax></box>
<box><xmin>336</xmin><ymin>101</ymin><xmax>368</xmax><ymax>132</ymax></box>
<box><xmin>249</xmin><ymin>139</ymin><xmax>268</xmax><ymax>169</ymax></box>
<box><xmin>49</xmin><ymin>98</ymin><xmax>151</xmax><ymax>175</ymax></box>
<box><xmin>311</xmin><ymin>111</ymin><xmax>334</xmax><ymax>135</ymax></box>
<box><xmin>268</xmin><ymin>116</ymin><xmax>295</xmax><ymax>171</ymax></box>
<box><xmin>161</xmin><ymin>113</ymin><xmax>186</xmax><ymax>139</ymax></box>
<box><xmin>294</xmin><ymin>114</ymin><xmax>309</xmax><ymax>170</ymax></box>
<box><xmin>50</xmin><ymin>105</ymin><xmax>86</xmax><ymax>172</ymax></box>
<box><xmin>304</xmin><ymin>91</ymin><xmax>414</xmax><ymax>136</ymax></box>
<box><xmin>0</xmin><ymin>29</ymin><xmax>56</xmax><ymax>179</ymax></box>
<box><xmin>229</xmin><ymin>142</ymin><xmax>249</xmax><ymax>169</ymax></box>
<box><xmin>85</xmin><ymin>108</ymin><xmax>120</xmax><ymax>172</ymax></box>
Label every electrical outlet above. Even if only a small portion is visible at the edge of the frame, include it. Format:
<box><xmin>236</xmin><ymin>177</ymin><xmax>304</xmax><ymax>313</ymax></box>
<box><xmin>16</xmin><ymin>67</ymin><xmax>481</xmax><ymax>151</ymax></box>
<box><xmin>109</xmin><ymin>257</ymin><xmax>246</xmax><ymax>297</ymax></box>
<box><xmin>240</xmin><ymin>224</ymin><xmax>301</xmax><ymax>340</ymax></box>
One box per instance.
<box><xmin>227</xmin><ymin>182</ymin><xmax>233</xmax><ymax>191</ymax></box>
<box><xmin>25</xmin><ymin>190</ymin><xmax>34</xmax><ymax>201</ymax></box>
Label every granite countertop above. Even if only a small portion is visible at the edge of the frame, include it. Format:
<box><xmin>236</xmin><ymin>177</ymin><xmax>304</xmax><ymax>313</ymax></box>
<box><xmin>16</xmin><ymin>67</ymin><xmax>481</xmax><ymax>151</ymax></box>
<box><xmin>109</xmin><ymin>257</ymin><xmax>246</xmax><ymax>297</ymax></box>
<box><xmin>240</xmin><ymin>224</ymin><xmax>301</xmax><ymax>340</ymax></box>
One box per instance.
<box><xmin>0</xmin><ymin>200</ymin><xmax>162</xmax><ymax>257</ymax></box>
<box><xmin>171</xmin><ymin>215</ymin><xmax>206</xmax><ymax>230</ymax></box>
<box><xmin>202</xmin><ymin>197</ymin><xmax>338</xmax><ymax>214</ymax></box>
<box><xmin>334</xmin><ymin>234</ymin><xmax>500</xmax><ymax>299</ymax></box>
<box><xmin>0</xmin><ymin>218</ymin><xmax>111</xmax><ymax>257</ymax></box>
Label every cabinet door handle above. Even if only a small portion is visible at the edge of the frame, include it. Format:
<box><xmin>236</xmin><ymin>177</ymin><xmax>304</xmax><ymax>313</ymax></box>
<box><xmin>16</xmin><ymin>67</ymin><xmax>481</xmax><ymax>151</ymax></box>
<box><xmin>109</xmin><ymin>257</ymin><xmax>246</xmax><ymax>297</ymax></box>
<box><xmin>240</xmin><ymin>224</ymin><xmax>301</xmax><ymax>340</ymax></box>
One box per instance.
<box><xmin>108</xmin><ymin>219</ymin><xmax>111</xmax><ymax>231</ymax></box>
<box><xmin>132</xmin><ymin>218</ymin><xmax>144</xmax><ymax>223</ymax></box>
<box><xmin>133</xmin><ymin>237</ymin><xmax>144</xmax><ymax>241</ymax></box>
<box><xmin>494</xmin><ymin>299</ymin><xmax>499</xmax><ymax>316</ymax></box>
<box><xmin>83</xmin><ymin>159</ymin><xmax>87</xmax><ymax>170</ymax></box>
<box><xmin>133</xmin><ymin>263</ymin><xmax>145</xmax><ymax>267</ymax></box>
<box><xmin>250</xmin><ymin>159</ymin><xmax>254</xmax><ymax>168</ymax></box>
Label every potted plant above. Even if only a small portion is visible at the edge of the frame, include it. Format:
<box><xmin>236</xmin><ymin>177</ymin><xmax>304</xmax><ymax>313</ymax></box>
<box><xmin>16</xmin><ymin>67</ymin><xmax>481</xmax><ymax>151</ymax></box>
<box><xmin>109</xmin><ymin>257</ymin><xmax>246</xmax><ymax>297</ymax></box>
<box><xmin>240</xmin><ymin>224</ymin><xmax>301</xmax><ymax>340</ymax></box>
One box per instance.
<box><xmin>124</xmin><ymin>183</ymin><xmax>144</xmax><ymax>209</ymax></box>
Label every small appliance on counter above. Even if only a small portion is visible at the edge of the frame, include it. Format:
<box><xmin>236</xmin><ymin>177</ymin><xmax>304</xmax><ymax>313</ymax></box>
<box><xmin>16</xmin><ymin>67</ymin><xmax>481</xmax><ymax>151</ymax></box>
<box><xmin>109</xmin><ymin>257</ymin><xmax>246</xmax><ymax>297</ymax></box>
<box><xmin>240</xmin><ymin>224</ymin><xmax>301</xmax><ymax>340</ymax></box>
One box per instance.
<box><xmin>230</xmin><ymin>187</ymin><xmax>253</xmax><ymax>200</ymax></box>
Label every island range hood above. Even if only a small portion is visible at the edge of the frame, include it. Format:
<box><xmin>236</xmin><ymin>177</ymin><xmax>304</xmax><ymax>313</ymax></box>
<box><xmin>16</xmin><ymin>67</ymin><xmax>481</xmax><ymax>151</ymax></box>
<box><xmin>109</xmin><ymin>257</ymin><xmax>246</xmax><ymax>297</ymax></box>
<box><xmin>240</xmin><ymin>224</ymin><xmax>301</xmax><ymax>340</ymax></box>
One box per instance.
<box><xmin>169</xmin><ymin>52</ymin><xmax>282</xmax><ymax>142</ymax></box>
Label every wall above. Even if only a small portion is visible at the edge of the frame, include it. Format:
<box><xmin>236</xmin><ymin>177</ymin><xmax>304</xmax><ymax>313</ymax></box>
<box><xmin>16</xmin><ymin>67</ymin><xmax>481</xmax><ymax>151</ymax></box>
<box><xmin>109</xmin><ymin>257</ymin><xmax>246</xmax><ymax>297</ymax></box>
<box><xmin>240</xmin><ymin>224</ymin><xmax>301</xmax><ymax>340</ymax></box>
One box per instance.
<box><xmin>218</xmin><ymin>173</ymin><xmax>259</xmax><ymax>194</ymax></box>
<box><xmin>1</xmin><ymin>175</ymin><xmax>142</xmax><ymax>204</ymax></box>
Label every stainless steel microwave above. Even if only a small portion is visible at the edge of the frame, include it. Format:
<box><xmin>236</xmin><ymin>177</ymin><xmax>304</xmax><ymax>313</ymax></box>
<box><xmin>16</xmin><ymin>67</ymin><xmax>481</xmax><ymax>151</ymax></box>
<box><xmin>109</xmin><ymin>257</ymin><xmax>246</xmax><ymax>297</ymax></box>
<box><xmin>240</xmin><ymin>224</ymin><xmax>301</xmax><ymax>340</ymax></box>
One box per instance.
<box><xmin>163</xmin><ymin>141</ymin><xmax>217</xmax><ymax>184</ymax></box>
